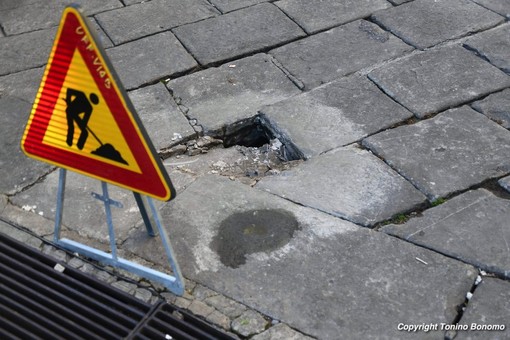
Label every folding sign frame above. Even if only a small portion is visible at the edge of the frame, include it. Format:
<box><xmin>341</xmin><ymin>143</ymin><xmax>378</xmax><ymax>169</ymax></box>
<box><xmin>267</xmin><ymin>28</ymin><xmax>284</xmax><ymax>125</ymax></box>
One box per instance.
<box><xmin>21</xmin><ymin>5</ymin><xmax>184</xmax><ymax>295</ymax></box>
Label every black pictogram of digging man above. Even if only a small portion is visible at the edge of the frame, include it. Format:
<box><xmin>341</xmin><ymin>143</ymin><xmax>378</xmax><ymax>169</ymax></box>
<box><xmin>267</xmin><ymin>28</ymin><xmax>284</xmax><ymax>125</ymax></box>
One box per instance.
<box><xmin>65</xmin><ymin>88</ymin><xmax>99</xmax><ymax>150</ymax></box>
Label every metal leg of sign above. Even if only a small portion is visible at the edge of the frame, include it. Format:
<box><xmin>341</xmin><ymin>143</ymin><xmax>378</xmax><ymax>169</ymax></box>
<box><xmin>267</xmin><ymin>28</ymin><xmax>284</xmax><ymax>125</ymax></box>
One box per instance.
<box><xmin>133</xmin><ymin>192</ymin><xmax>157</xmax><ymax>237</ymax></box>
<box><xmin>52</xmin><ymin>172</ymin><xmax>184</xmax><ymax>296</ymax></box>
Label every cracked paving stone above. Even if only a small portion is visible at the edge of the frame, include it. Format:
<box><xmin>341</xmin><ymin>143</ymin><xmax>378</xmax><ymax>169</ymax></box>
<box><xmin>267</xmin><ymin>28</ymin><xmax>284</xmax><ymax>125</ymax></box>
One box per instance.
<box><xmin>257</xmin><ymin>145</ymin><xmax>426</xmax><ymax>227</ymax></box>
<box><xmin>271</xmin><ymin>19</ymin><xmax>413</xmax><ymax>90</ymax></box>
<box><xmin>166</xmin><ymin>54</ymin><xmax>301</xmax><ymax>133</ymax></box>
<box><xmin>121</xmin><ymin>175</ymin><xmax>476</xmax><ymax>339</ymax></box>
<box><xmin>363</xmin><ymin>106</ymin><xmax>510</xmax><ymax>201</ymax></box>
<box><xmin>275</xmin><ymin>0</ymin><xmax>391</xmax><ymax>34</ymax></box>
<box><xmin>383</xmin><ymin>189</ymin><xmax>510</xmax><ymax>279</ymax></box>
<box><xmin>259</xmin><ymin>74</ymin><xmax>413</xmax><ymax>159</ymax></box>
<box><xmin>368</xmin><ymin>45</ymin><xmax>510</xmax><ymax>118</ymax></box>
<box><xmin>232</xmin><ymin>310</ymin><xmax>268</xmax><ymax>337</ymax></box>
<box><xmin>372</xmin><ymin>0</ymin><xmax>504</xmax><ymax>50</ymax></box>
<box><xmin>464</xmin><ymin>23</ymin><xmax>510</xmax><ymax>74</ymax></box>
<box><xmin>457</xmin><ymin>278</ymin><xmax>510</xmax><ymax>339</ymax></box>
<box><xmin>172</xmin><ymin>3</ymin><xmax>306</xmax><ymax>66</ymax></box>
<box><xmin>471</xmin><ymin>0</ymin><xmax>510</xmax><ymax>19</ymax></box>
<box><xmin>471</xmin><ymin>88</ymin><xmax>510</xmax><ymax>129</ymax></box>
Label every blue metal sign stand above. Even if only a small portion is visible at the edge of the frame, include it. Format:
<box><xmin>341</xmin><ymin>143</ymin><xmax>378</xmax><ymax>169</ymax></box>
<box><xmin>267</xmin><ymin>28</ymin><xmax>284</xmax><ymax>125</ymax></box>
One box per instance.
<box><xmin>53</xmin><ymin>168</ymin><xmax>185</xmax><ymax>295</ymax></box>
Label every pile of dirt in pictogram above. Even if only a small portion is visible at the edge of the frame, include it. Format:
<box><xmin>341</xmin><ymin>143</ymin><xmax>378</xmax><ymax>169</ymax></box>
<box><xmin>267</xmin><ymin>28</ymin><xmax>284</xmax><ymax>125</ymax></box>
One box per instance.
<box><xmin>92</xmin><ymin>143</ymin><xmax>128</xmax><ymax>165</ymax></box>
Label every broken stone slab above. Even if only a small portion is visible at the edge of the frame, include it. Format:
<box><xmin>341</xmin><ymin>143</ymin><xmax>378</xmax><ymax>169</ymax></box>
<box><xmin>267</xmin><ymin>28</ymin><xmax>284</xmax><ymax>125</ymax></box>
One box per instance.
<box><xmin>256</xmin><ymin>145</ymin><xmax>426</xmax><ymax>227</ymax></box>
<box><xmin>172</xmin><ymin>3</ymin><xmax>306</xmax><ymax>66</ymax></box>
<box><xmin>166</xmin><ymin>54</ymin><xmax>301</xmax><ymax>134</ymax></box>
<box><xmin>259</xmin><ymin>74</ymin><xmax>413</xmax><ymax>159</ymax></box>
<box><xmin>122</xmin><ymin>175</ymin><xmax>476</xmax><ymax>339</ymax></box>
<box><xmin>0</xmin><ymin>27</ymin><xmax>56</xmax><ymax>76</ymax></box>
<box><xmin>471</xmin><ymin>0</ymin><xmax>510</xmax><ymax>19</ymax></box>
<box><xmin>471</xmin><ymin>88</ymin><xmax>510</xmax><ymax>129</ymax></box>
<box><xmin>371</xmin><ymin>0</ymin><xmax>504</xmax><ymax>50</ymax></box>
<box><xmin>368</xmin><ymin>45</ymin><xmax>510</xmax><ymax>118</ymax></box>
<box><xmin>457</xmin><ymin>278</ymin><xmax>510</xmax><ymax>339</ymax></box>
<box><xmin>106</xmin><ymin>31</ymin><xmax>198</xmax><ymax>90</ymax></box>
<box><xmin>275</xmin><ymin>0</ymin><xmax>390</xmax><ymax>34</ymax></box>
<box><xmin>0</xmin><ymin>0</ymin><xmax>122</xmax><ymax>35</ymax></box>
<box><xmin>363</xmin><ymin>106</ymin><xmax>510</xmax><ymax>201</ymax></box>
<box><xmin>271</xmin><ymin>19</ymin><xmax>413</xmax><ymax>90</ymax></box>
<box><xmin>128</xmin><ymin>83</ymin><xmax>195</xmax><ymax>151</ymax></box>
<box><xmin>499</xmin><ymin>176</ymin><xmax>510</xmax><ymax>192</ymax></box>
<box><xmin>96</xmin><ymin>0</ymin><xmax>218</xmax><ymax>45</ymax></box>
<box><xmin>383</xmin><ymin>189</ymin><xmax>510</xmax><ymax>279</ymax></box>
<box><xmin>464</xmin><ymin>23</ymin><xmax>510</xmax><ymax>74</ymax></box>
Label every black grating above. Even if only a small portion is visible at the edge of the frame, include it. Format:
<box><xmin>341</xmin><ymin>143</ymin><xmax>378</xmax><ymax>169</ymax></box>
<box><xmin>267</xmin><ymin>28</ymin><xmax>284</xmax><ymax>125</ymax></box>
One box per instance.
<box><xmin>0</xmin><ymin>231</ymin><xmax>235</xmax><ymax>340</ymax></box>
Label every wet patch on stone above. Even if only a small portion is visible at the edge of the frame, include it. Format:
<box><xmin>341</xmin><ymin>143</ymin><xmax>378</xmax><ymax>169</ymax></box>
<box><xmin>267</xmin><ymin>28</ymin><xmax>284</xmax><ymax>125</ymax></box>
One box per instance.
<box><xmin>211</xmin><ymin>209</ymin><xmax>299</xmax><ymax>268</ymax></box>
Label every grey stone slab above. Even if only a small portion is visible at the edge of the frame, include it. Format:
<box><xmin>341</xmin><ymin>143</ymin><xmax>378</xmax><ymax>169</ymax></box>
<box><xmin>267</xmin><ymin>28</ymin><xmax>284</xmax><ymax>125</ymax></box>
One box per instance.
<box><xmin>0</xmin><ymin>220</ymin><xmax>43</xmax><ymax>250</ymax></box>
<box><xmin>372</xmin><ymin>0</ymin><xmax>504</xmax><ymax>50</ymax></box>
<box><xmin>464</xmin><ymin>23</ymin><xmax>510</xmax><ymax>74</ymax></box>
<box><xmin>0</xmin><ymin>0</ymin><xmax>39</xmax><ymax>11</ymax></box>
<box><xmin>0</xmin><ymin>27</ymin><xmax>56</xmax><ymax>76</ymax></box>
<box><xmin>123</xmin><ymin>175</ymin><xmax>476</xmax><ymax>339</ymax></box>
<box><xmin>259</xmin><ymin>75</ymin><xmax>413</xmax><ymax>159</ymax></box>
<box><xmin>457</xmin><ymin>278</ymin><xmax>510</xmax><ymax>339</ymax></box>
<box><xmin>472</xmin><ymin>89</ymin><xmax>510</xmax><ymax>129</ymax></box>
<box><xmin>10</xmin><ymin>170</ymin><xmax>154</xmax><ymax>244</ymax></box>
<box><xmin>368</xmin><ymin>45</ymin><xmax>510</xmax><ymax>118</ymax></box>
<box><xmin>271</xmin><ymin>20</ymin><xmax>413</xmax><ymax>90</ymax></box>
<box><xmin>363</xmin><ymin>106</ymin><xmax>510</xmax><ymax>201</ymax></box>
<box><xmin>128</xmin><ymin>83</ymin><xmax>194</xmax><ymax>150</ymax></box>
<box><xmin>257</xmin><ymin>145</ymin><xmax>426</xmax><ymax>226</ymax></box>
<box><xmin>387</xmin><ymin>0</ymin><xmax>412</xmax><ymax>4</ymax></box>
<box><xmin>90</xmin><ymin>17</ymin><xmax>114</xmax><ymax>49</ymax></box>
<box><xmin>499</xmin><ymin>176</ymin><xmax>510</xmax><ymax>193</ymax></box>
<box><xmin>0</xmin><ymin>0</ymin><xmax>122</xmax><ymax>35</ymax></box>
<box><xmin>1</xmin><ymin>203</ymin><xmax>55</xmax><ymax>238</ymax></box>
<box><xmin>383</xmin><ymin>189</ymin><xmax>510</xmax><ymax>278</ymax></box>
<box><xmin>172</xmin><ymin>3</ymin><xmax>306</xmax><ymax>66</ymax></box>
<box><xmin>106</xmin><ymin>31</ymin><xmax>198</xmax><ymax>90</ymax></box>
<box><xmin>166</xmin><ymin>54</ymin><xmax>301</xmax><ymax>133</ymax></box>
<box><xmin>96</xmin><ymin>0</ymin><xmax>217</xmax><ymax>45</ymax></box>
<box><xmin>209</xmin><ymin>0</ymin><xmax>270</xmax><ymax>13</ymax></box>
<box><xmin>252</xmin><ymin>324</ymin><xmax>313</xmax><ymax>340</ymax></box>
<box><xmin>275</xmin><ymin>0</ymin><xmax>391</xmax><ymax>34</ymax></box>
<box><xmin>0</xmin><ymin>67</ymin><xmax>44</xmax><ymax>104</ymax></box>
<box><xmin>472</xmin><ymin>0</ymin><xmax>510</xmax><ymax>19</ymax></box>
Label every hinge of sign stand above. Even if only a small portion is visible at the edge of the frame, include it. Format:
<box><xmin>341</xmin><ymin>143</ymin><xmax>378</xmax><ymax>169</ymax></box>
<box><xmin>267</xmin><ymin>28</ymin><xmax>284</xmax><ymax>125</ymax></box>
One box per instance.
<box><xmin>53</xmin><ymin>168</ymin><xmax>184</xmax><ymax>295</ymax></box>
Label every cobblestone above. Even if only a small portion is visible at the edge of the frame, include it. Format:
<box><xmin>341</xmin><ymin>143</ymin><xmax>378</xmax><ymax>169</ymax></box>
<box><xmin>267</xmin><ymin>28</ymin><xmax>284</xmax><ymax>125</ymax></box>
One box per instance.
<box><xmin>231</xmin><ymin>310</ymin><xmax>268</xmax><ymax>337</ymax></box>
<box><xmin>464</xmin><ymin>23</ymin><xmax>510</xmax><ymax>74</ymax></box>
<box><xmin>471</xmin><ymin>88</ymin><xmax>510</xmax><ymax>129</ymax></box>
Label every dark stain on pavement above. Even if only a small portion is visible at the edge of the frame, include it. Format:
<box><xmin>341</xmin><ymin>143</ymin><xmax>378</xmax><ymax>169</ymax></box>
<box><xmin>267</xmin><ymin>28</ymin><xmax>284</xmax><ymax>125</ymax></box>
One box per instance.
<box><xmin>211</xmin><ymin>209</ymin><xmax>299</xmax><ymax>268</ymax></box>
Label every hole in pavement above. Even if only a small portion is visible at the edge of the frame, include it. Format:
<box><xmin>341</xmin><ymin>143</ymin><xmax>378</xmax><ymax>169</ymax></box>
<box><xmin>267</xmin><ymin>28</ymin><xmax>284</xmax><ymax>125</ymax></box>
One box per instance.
<box><xmin>211</xmin><ymin>209</ymin><xmax>299</xmax><ymax>268</ymax></box>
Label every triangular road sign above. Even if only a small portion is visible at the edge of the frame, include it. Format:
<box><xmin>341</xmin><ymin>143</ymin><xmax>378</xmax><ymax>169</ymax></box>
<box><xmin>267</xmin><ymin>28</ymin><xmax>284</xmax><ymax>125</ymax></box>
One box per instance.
<box><xmin>21</xmin><ymin>5</ymin><xmax>175</xmax><ymax>201</ymax></box>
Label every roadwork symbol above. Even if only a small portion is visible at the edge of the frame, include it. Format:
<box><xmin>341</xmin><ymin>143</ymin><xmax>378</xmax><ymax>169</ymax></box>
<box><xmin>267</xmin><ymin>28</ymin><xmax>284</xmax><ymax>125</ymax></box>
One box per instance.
<box><xmin>21</xmin><ymin>6</ymin><xmax>175</xmax><ymax>201</ymax></box>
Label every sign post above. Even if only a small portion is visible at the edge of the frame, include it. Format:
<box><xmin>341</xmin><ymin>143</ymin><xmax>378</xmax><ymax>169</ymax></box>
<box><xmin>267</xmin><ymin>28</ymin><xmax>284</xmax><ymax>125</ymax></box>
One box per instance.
<box><xmin>21</xmin><ymin>5</ymin><xmax>184</xmax><ymax>295</ymax></box>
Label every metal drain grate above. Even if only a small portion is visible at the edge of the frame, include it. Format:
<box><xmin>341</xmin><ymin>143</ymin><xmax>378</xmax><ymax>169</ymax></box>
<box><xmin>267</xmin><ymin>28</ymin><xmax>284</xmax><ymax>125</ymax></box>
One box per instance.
<box><xmin>0</xmin><ymin>231</ymin><xmax>235</xmax><ymax>340</ymax></box>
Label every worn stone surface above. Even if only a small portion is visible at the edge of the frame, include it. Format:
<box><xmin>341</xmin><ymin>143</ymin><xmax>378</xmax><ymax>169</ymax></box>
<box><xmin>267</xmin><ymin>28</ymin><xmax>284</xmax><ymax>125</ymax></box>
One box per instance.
<box><xmin>96</xmin><ymin>0</ymin><xmax>217</xmax><ymax>45</ymax></box>
<box><xmin>259</xmin><ymin>75</ymin><xmax>413</xmax><ymax>159</ymax></box>
<box><xmin>89</xmin><ymin>17</ymin><xmax>114</xmax><ymax>49</ymax></box>
<box><xmin>0</xmin><ymin>0</ymin><xmax>122</xmax><ymax>35</ymax></box>
<box><xmin>275</xmin><ymin>0</ymin><xmax>390</xmax><ymax>34</ymax></box>
<box><xmin>128</xmin><ymin>83</ymin><xmax>194</xmax><ymax>150</ymax></box>
<box><xmin>271</xmin><ymin>20</ymin><xmax>413</xmax><ymax>90</ymax></box>
<box><xmin>457</xmin><ymin>278</ymin><xmax>510</xmax><ymax>339</ymax></box>
<box><xmin>368</xmin><ymin>45</ymin><xmax>510</xmax><ymax>118</ymax></box>
<box><xmin>0</xmin><ymin>220</ymin><xmax>44</xmax><ymax>249</ymax></box>
<box><xmin>204</xmin><ymin>294</ymin><xmax>247</xmax><ymax>319</ymax></box>
<box><xmin>205</xmin><ymin>310</ymin><xmax>231</xmax><ymax>330</ymax></box>
<box><xmin>0</xmin><ymin>28</ymin><xmax>56</xmax><ymax>76</ymax></box>
<box><xmin>471</xmin><ymin>89</ymin><xmax>510</xmax><ymax>129</ymax></box>
<box><xmin>252</xmin><ymin>323</ymin><xmax>314</xmax><ymax>340</ymax></box>
<box><xmin>383</xmin><ymin>189</ymin><xmax>510</xmax><ymax>279</ymax></box>
<box><xmin>111</xmin><ymin>280</ymin><xmax>137</xmax><ymax>294</ymax></box>
<box><xmin>363</xmin><ymin>106</ymin><xmax>510</xmax><ymax>201</ymax></box>
<box><xmin>464</xmin><ymin>23</ymin><xmax>510</xmax><ymax>74</ymax></box>
<box><xmin>209</xmin><ymin>0</ymin><xmax>269</xmax><ymax>13</ymax></box>
<box><xmin>167</xmin><ymin>54</ymin><xmax>301</xmax><ymax>133</ymax></box>
<box><xmin>106</xmin><ymin>31</ymin><xmax>198</xmax><ymax>90</ymax></box>
<box><xmin>472</xmin><ymin>0</ymin><xmax>510</xmax><ymax>19</ymax></box>
<box><xmin>172</xmin><ymin>3</ymin><xmax>306</xmax><ymax>66</ymax></box>
<box><xmin>499</xmin><ymin>176</ymin><xmax>510</xmax><ymax>193</ymax></box>
<box><xmin>257</xmin><ymin>146</ymin><xmax>426</xmax><ymax>226</ymax></box>
<box><xmin>232</xmin><ymin>310</ymin><xmax>268</xmax><ymax>337</ymax></box>
<box><xmin>124</xmin><ymin>175</ymin><xmax>475</xmax><ymax>339</ymax></box>
<box><xmin>0</xmin><ymin>203</ymin><xmax>55</xmax><ymax>237</ymax></box>
<box><xmin>372</xmin><ymin>0</ymin><xmax>504</xmax><ymax>50</ymax></box>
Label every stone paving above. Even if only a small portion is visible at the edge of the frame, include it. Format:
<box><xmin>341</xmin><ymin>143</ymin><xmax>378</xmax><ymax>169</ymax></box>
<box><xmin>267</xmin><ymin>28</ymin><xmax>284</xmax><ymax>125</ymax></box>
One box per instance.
<box><xmin>1</xmin><ymin>0</ymin><xmax>510</xmax><ymax>339</ymax></box>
